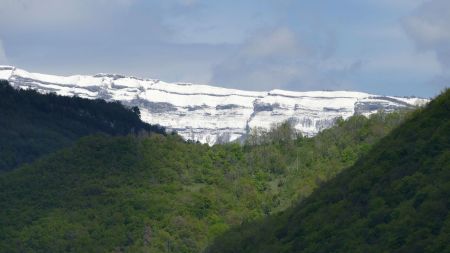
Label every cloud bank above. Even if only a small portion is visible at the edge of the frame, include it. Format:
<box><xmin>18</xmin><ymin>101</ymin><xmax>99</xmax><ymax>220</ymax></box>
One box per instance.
<box><xmin>404</xmin><ymin>0</ymin><xmax>450</xmax><ymax>87</ymax></box>
<box><xmin>0</xmin><ymin>0</ymin><xmax>445</xmax><ymax>96</ymax></box>
<box><xmin>211</xmin><ymin>27</ymin><xmax>361</xmax><ymax>91</ymax></box>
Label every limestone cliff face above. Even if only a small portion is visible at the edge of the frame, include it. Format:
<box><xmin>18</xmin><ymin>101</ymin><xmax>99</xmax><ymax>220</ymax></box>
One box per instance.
<box><xmin>0</xmin><ymin>66</ymin><xmax>428</xmax><ymax>144</ymax></box>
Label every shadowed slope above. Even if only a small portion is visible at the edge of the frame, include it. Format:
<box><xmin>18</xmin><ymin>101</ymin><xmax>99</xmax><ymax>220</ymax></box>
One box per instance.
<box><xmin>0</xmin><ymin>80</ymin><xmax>165</xmax><ymax>171</ymax></box>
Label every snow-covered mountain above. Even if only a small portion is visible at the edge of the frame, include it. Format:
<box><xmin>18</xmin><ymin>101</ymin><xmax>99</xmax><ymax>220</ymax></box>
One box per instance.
<box><xmin>0</xmin><ymin>66</ymin><xmax>428</xmax><ymax>145</ymax></box>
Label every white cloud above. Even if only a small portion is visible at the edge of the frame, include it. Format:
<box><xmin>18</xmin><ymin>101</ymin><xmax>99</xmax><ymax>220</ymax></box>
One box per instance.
<box><xmin>0</xmin><ymin>0</ymin><xmax>88</xmax><ymax>27</ymax></box>
<box><xmin>365</xmin><ymin>50</ymin><xmax>439</xmax><ymax>74</ymax></box>
<box><xmin>242</xmin><ymin>28</ymin><xmax>302</xmax><ymax>58</ymax></box>
<box><xmin>211</xmin><ymin>27</ymin><xmax>360</xmax><ymax>91</ymax></box>
<box><xmin>405</xmin><ymin>17</ymin><xmax>450</xmax><ymax>51</ymax></box>
<box><xmin>403</xmin><ymin>0</ymin><xmax>450</xmax><ymax>86</ymax></box>
<box><xmin>0</xmin><ymin>0</ymin><xmax>136</xmax><ymax>31</ymax></box>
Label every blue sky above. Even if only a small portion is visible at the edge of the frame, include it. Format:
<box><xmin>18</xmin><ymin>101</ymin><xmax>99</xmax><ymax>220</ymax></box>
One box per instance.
<box><xmin>0</xmin><ymin>0</ymin><xmax>448</xmax><ymax>97</ymax></box>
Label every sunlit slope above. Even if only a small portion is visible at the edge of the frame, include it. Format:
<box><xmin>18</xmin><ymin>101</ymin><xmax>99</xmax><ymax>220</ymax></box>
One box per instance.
<box><xmin>207</xmin><ymin>89</ymin><xmax>450</xmax><ymax>253</ymax></box>
<box><xmin>0</xmin><ymin>109</ymin><xmax>412</xmax><ymax>252</ymax></box>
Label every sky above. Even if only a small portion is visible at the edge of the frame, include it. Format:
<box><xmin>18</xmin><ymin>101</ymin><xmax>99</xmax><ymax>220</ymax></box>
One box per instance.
<box><xmin>0</xmin><ymin>0</ymin><xmax>448</xmax><ymax>97</ymax></box>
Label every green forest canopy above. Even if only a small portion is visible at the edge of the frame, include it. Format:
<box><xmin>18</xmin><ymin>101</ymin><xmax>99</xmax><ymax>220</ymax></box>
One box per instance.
<box><xmin>206</xmin><ymin>89</ymin><xmax>450</xmax><ymax>253</ymax></box>
<box><xmin>0</xmin><ymin>101</ymin><xmax>413</xmax><ymax>252</ymax></box>
<box><xmin>0</xmin><ymin>80</ymin><xmax>165</xmax><ymax>171</ymax></box>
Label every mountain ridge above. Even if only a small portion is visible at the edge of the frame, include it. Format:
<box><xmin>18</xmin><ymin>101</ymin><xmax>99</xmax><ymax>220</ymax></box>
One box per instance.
<box><xmin>0</xmin><ymin>66</ymin><xmax>428</xmax><ymax>144</ymax></box>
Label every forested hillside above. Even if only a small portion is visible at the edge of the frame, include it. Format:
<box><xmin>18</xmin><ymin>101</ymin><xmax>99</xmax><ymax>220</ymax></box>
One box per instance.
<box><xmin>0</xmin><ymin>104</ymin><xmax>412</xmax><ymax>252</ymax></box>
<box><xmin>207</xmin><ymin>90</ymin><xmax>450</xmax><ymax>253</ymax></box>
<box><xmin>0</xmin><ymin>80</ymin><xmax>165</xmax><ymax>171</ymax></box>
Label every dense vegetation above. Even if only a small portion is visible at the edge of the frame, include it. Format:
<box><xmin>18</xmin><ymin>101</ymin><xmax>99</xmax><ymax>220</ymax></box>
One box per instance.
<box><xmin>0</xmin><ymin>80</ymin><xmax>165</xmax><ymax>171</ymax></box>
<box><xmin>0</xmin><ymin>105</ymin><xmax>411</xmax><ymax>252</ymax></box>
<box><xmin>207</xmin><ymin>90</ymin><xmax>450</xmax><ymax>253</ymax></box>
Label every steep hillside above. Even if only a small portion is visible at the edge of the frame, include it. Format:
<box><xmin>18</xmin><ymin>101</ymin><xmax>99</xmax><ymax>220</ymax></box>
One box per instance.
<box><xmin>0</xmin><ymin>107</ymin><xmax>411</xmax><ymax>252</ymax></box>
<box><xmin>0</xmin><ymin>80</ymin><xmax>165</xmax><ymax>171</ymax></box>
<box><xmin>207</xmin><ymin>90</ymin><xmax>450</xmax><ymax>253</ymax></box>
<box><xmin>0</xmin><ymin>66</ymin><xmax>427</xmax><ymax>144</ymax></box>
